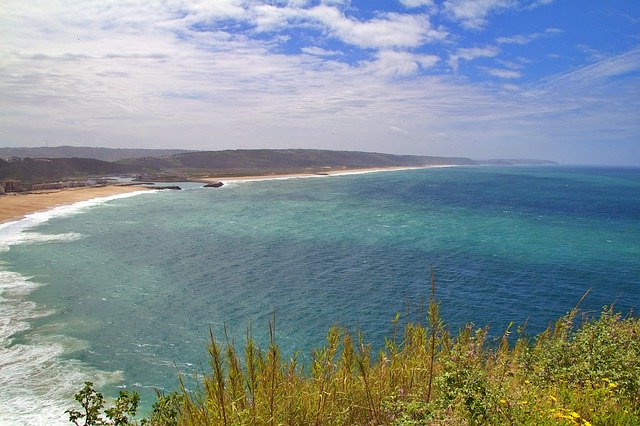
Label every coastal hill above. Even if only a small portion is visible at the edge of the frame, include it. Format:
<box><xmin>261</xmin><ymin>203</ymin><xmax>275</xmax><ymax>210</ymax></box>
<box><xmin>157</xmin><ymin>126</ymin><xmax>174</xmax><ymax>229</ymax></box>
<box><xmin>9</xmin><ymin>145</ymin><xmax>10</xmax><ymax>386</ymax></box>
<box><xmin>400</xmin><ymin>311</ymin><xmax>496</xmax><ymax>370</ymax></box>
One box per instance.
<box><xmin>0</xmin><ymin>146</ymin><xmax>193</xmax><ymax>162</ymax></box>
<box><xmin>117</xmin><ymin>149</ymin><xmax>477</xmax><ymax>176</ymax></box>
<box><xmin>0</xmin><ymin>147</ymin><xmax>558</xmax><ymax>186</ymax></box>
<box><xmin>0</xmin><ymin>157</ymin><xmax>139</xmax><ymax>184</ymax></box>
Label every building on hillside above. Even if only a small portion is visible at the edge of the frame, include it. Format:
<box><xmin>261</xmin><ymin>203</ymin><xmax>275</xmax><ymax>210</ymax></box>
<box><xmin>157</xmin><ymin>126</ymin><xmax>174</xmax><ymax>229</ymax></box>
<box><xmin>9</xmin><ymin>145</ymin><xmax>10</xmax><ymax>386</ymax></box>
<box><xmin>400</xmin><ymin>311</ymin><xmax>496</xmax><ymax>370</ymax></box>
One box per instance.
<box><xmin>31</xmin><ymin>180</ymin><xmax>92</xmax><ymax>191</ymax></box>
<box><xmin>4</xmin><ymin>180</ymin><xmax>23</xmax><ymax>192</ymax></box>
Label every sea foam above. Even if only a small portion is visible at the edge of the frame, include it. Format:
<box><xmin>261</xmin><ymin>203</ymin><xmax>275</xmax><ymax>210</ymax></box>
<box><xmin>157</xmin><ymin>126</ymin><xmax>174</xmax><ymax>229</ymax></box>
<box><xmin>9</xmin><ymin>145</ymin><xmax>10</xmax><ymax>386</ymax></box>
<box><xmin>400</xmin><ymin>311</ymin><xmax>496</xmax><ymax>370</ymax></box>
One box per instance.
<box><xmin>0</xmin><ymin>191</ymin><xmax>155</xmax><ymax>425</ymax></box>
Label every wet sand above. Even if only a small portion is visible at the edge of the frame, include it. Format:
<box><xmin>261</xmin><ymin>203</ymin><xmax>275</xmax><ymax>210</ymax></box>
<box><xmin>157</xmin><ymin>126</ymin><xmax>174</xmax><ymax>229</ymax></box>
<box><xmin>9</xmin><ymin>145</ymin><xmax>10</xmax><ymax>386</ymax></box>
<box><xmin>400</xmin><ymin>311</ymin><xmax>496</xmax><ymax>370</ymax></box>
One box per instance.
<box><xmin>0</xmin><ymin>185</ymin><xmax>147</xmax><ymax>224</ymax></box>
<box><xmin>200</xmin><ymin>165</ymin><xmax>446</xmax><ymax>184</ymax></box>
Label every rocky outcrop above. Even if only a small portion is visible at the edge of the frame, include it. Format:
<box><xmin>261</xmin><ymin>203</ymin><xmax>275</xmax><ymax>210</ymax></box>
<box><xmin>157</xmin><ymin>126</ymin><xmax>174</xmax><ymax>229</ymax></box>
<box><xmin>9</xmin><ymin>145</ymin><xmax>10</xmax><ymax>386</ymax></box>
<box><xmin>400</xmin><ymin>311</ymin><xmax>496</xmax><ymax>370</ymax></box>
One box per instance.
<box><xmin>145</xmin><ymin>185</ymin><xmax>182</xmax><ymax>190</ymax></box>
<box><xmin>204</xmin><ymin>182</ymin><xmax>224</xmax><ymax>188</ymax></box>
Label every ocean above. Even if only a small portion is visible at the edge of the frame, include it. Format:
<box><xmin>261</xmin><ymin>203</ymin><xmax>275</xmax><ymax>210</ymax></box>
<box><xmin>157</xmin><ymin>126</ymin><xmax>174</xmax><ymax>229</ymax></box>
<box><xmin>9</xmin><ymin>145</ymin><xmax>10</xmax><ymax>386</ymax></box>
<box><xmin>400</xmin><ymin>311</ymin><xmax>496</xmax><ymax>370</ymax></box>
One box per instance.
<box><xmin>1</xmin><ymin>166</ymin><xmax>639</xmax><ymax>424</ymax></box>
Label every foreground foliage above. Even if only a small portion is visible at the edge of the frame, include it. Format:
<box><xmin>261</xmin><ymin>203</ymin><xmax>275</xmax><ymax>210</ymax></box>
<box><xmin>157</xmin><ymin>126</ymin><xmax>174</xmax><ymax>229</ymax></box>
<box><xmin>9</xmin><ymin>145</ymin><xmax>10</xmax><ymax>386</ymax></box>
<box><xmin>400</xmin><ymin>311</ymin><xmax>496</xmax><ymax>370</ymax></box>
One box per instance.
<box><xmin>68</xmin><ymin>295</ymin><xmax>640</xmax><ymax>425</ymax></box>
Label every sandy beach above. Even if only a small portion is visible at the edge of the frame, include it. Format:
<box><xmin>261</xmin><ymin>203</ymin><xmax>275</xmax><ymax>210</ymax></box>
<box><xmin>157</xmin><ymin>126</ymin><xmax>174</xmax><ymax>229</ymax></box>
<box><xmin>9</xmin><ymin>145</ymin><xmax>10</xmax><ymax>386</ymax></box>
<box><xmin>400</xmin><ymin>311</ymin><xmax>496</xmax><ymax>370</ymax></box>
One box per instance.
<box><xmin>0</xmin><ymin>185</ymin><xmax>147</xmax><ymax>225</ymax></box>
<box><xmin>200</xmin><ymin>165</ymin><xmax>446</xmax><ymax>184</ymax></box>
<box><xmin>0</xmin><ymin>165</ymin><xmax>452</xmax><ymax>225</ymax></box>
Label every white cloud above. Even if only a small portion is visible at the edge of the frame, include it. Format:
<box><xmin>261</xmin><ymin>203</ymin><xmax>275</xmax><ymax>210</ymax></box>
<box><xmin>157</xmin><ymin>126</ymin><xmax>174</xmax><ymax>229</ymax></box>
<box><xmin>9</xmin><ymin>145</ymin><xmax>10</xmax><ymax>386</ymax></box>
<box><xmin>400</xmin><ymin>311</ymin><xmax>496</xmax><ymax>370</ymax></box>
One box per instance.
<box><xmin>496</xmin><ymin>34</ymin><xmax>532</xmax><ymax>45</ymax></box>
<box><xmin>542</xmin><ymin>48</ymin><xmax>640</xmax><ymax>86</ymax></box>
<box><xmin>282</xmin><ymin>0</ymin><xmax>312</xmax><ymax>6</ymax></box>
<box><xmin>443</xmin><ymin>0</ymin><xmax>516</xmax><ymax>29</ymax></box>
<box><xmin>306</xmin><ymin>6</ymin><xmax>446</xmax><ymax>49</ymax></box>
<box><xmin>182</xmin><ymin>2</ymin><xmax>446</xmax><ymax>50</ymax></box>
<box><xmin>526</xmin><ymin>0</ymin><xmax>556</xmax><ymax>9</ymax></box>
<box><xmin>182</xmin><ymin>0</ymin><xmax>247</xmax><ymax>20</ymax></box>
<box><xmin>0</xmin><ymin>1</ymin><xmax>638</xmax><ymax>164</ymax></box>
<box><xmin>364</xmin><ymin>50</ymin><xmax>439</xmax><ymax>76</ymax></box>
<box><xmin>444</xmin><ymin>0</ymin><xmax>558</xmax><ymax>29</ymax></box>
<box><xmin>301</xmin><ymin>46</ymin><xmax>342</xmax><ymax>56</ymax></box>
<box><xmin>497</xmin><ymin>27</ymin><xmax>563</xmax><ymax>45</ymax></box>
<box><xmin>251</xmin><ymin>4</ymin><xmax>295</xmax><ymax>32</ymax></box>
<box><xmin>320</xmin><ymin>0</ymin><xmax>351</xmax><ymax>5</ymax></box>
<box><xmin>485</xmin><ymin>68</ymin><xmax>522</xmax><ymax>79</ymax></box>
<box><xmin>399</xmin><ymin>0</ymin><xmax>434</xmax><ymax>8</ymax></box>
<box><xmin>449</xmin><ymin>46</ymin><xmax>500</xmax><ymax>70</ymax></box>
<box><xmin>390</xmin><ymin>126</ymin><xmax>410</xmax><ymax>135</ymax></box>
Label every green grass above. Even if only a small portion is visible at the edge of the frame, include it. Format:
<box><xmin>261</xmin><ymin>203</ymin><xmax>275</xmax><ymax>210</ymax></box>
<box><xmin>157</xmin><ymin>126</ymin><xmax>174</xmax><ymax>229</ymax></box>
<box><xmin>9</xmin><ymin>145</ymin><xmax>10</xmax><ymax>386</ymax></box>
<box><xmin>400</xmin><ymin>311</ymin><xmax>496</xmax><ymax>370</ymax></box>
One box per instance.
<box><xmin>67</xmin><ymin>289</ymin><xmax>640</xmax><ymax>425</ymax></box>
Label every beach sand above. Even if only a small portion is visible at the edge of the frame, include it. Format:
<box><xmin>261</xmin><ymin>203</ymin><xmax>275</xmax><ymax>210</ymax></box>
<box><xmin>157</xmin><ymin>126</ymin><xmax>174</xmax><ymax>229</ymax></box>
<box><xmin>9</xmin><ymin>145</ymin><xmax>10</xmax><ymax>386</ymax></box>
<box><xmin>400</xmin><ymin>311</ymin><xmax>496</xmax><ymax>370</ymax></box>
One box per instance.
<box><xmin>0</xmin><ymin>185</ymin><xmax>147</xmax><ymax>225</ymax></box>
<box><xmin>0</xmin><ymin>165</ymin><xmax>455</xmax><ymax>225</ymax></box>
<box><xmin>200</xmin><ymin>165</ymin><xmax>444</xmax><ymax>184</ymax></box>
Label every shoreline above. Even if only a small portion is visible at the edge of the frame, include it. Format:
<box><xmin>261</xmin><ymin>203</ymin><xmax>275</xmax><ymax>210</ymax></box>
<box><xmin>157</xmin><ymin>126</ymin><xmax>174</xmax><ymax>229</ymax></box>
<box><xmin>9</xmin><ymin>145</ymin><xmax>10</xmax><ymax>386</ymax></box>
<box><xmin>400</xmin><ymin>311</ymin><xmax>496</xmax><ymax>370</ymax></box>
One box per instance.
<box><xmin>0</xmin><ymin>165</ymin><xmax>454</xmax><ymax>225</ymax></box>
<box><xmin>200</xmin><ymin>164</ymin><xmax>456</xmax><ymax>184</ymax></box>
<box><xmin>0</xmin><ymin>185</ymin><xmax>148</xmax><ymax>225</ymax></box>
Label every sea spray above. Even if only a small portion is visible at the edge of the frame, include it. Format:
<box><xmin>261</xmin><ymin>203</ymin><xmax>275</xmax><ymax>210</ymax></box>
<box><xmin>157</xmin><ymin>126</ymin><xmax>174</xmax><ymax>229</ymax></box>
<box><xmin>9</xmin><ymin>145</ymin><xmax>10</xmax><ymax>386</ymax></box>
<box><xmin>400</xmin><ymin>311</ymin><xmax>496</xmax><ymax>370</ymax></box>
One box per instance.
<box><xmin>0</xmin><ymin>191</ymin><xmax>157</xmax><ymax>425</ymax></box>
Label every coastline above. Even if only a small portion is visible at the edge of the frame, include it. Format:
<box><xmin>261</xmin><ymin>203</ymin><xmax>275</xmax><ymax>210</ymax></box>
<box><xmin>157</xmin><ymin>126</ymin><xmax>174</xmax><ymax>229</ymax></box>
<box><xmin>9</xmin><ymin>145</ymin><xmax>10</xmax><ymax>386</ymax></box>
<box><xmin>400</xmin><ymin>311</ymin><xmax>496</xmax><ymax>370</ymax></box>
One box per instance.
<box><xmin>0</xmin><ymin>165</ymin><xmax>455</xmax><ymax>225</ymax></box>
<box><xmin>0</xmin><ymin>185</ymin><xmax>148</xmax><ymax>225</ymax></box>
<box><xmin>0</xmin><ymin>187</ymin><xmax>144</xmax><ymax>425</ymax></box>
<box><xmin>200</xmin><ymin>164</ymin><xmax>455</xmax><ymax>184</ymax></box>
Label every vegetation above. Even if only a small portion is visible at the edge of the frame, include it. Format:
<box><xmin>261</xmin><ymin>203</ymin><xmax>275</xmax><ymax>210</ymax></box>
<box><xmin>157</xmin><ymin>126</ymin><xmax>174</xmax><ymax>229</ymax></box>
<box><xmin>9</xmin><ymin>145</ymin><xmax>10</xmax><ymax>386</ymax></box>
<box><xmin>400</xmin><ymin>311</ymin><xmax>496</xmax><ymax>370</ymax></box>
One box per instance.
<box><xmin>0</xmin><ymin>157</ymin><xmax>139</xmax><ymax>185</ymax></box>
<box><xmin>2</xmin><ymin>147</ymin><xmax>558</xmax><ymax>186</ymax></box>
<box><xmin>67</xmin><ymin>281</ymin><xmax>640</xmax><ymax>425</ymax></box>
<box><xmin>0</xmin><ymin>146</ymin><xmax>193</xmax><ymax>162</ymax></box>
<box><xmin>115</xmin><ymin>149</ymin><xmax>477</xmax><ymax>175</ymax></box>
<box><xmin>1</xmin><ymin>149</ymin><xmax>478</xmax><ymax>185</ymax></box>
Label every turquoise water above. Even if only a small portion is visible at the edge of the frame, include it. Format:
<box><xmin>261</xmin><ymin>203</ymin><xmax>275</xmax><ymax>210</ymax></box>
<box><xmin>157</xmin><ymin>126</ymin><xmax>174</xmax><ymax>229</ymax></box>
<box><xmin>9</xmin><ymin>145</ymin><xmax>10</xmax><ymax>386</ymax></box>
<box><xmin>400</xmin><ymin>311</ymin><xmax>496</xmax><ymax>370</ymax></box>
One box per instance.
<box><xmin>1</xmin><ymin>166</ymin><xmax>639</xmax><ymax>424</ymax></box>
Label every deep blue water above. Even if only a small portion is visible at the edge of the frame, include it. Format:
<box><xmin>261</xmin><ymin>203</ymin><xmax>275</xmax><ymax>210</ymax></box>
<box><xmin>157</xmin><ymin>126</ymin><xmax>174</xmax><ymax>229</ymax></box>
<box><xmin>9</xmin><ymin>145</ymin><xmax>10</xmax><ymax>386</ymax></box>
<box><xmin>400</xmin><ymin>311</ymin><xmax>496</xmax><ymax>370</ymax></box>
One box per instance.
<box><xmin>1</xmin><ymin>166</ymin><xmax>639</xmax><ymax>423</ymax></box>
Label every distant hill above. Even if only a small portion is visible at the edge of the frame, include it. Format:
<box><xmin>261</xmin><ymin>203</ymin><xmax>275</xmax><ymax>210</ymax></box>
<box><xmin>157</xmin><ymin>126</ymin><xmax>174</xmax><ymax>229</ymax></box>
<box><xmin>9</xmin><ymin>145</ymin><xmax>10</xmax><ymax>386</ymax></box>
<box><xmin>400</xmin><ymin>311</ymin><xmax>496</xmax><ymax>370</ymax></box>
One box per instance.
<box><xmin>118</xmin><ymin>149</ymin><xmax>477</xmax><ymax>176</ymax></box>
<box><xmin>475</xmin><ymin>159</ymin><xmax>559</xmax><ymax>165</ymax></box>
<box><xmin>0</xmin><ymin>146</ymin><xmax>193</xmax><ymax>162</ymax></box>
<box><xmin>0</xmin><ymin>157</ymin><xmax>141</xmax><ymax>184</ymax></box>
<box><xmin>1</xmin><ymin>148</ymin><xmax>559</xmax><ymax>187</ymax></box>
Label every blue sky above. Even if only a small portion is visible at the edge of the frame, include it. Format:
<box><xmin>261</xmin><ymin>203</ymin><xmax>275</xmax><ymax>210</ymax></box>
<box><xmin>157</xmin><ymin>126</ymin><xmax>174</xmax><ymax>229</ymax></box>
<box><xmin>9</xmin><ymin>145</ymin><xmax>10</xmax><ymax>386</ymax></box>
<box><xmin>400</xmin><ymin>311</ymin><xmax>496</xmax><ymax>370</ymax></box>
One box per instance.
<box><xmin>1</xmin><ymin>0</ymin><xmax>639</xmax><ymax>164</ymax></box>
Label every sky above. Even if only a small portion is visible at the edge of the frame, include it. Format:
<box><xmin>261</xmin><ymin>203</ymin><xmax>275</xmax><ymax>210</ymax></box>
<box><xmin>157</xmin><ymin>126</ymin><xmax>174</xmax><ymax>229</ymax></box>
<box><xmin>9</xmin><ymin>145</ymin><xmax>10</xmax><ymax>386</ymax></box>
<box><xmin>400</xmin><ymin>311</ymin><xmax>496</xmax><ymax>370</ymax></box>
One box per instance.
<box><xmin>1</xmin><ymin>0</ymin><xmax>639</xmax><ymax>165</ymax></box>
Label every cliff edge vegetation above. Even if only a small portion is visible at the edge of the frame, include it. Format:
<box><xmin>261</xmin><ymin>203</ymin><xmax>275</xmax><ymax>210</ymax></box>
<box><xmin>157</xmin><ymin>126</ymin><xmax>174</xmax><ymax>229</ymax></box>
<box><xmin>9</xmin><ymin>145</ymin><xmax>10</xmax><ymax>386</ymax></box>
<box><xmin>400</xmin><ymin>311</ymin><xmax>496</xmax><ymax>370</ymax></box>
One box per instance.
<box><xmin>66</xmin><ymin>288</ymin><xmax>639</xmax><ymax>425</ymax></box>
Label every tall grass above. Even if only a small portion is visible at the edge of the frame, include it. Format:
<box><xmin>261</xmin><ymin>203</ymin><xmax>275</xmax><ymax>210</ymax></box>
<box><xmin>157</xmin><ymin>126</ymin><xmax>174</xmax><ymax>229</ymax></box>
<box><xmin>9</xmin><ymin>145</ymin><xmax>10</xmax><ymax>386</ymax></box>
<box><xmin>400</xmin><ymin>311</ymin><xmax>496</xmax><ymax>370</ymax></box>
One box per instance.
<box><xmin>69</xmin><ymin>292</ymin><xmax>640</xmax><ymax>425</ymax></box>
<box><xmin>163</xmin><ymin>302</ymin><xmax>640</xmax><ymax>425</ymax></box>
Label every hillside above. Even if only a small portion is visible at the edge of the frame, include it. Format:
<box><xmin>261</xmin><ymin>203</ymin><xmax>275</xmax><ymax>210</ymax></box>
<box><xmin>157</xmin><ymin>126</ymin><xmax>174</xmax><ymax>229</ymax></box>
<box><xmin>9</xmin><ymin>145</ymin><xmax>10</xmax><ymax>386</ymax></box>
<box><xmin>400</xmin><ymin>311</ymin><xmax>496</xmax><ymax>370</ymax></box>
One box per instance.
<box><xmin>1</xmin><ymin>149</ymin><xmax>560</xmax><ymax>186</ymax></box>
<box><xmin>0</xmin><ymin>146</ymin><xmax>193</xmax><ymax>162</ymax></box>
<box><xmin>0</xmin><ymin>157</ymin><xmax>141</xmax><ymax>184</ymax></box>
<box><xmin>118</xmin><ymin>149</ymin><xmax>477</xmax><ymax>176</ymax></box>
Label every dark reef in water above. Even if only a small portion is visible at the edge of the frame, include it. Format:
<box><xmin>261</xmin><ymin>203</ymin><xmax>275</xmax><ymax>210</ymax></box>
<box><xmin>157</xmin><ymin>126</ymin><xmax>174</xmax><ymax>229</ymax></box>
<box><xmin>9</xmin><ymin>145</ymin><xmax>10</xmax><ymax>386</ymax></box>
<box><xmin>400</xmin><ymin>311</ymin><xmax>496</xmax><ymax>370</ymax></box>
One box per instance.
<box><xmin>145</xmin><ymin>185</ymin><xmax>182</xmax><ymax>190</ymax></box>
<box><xmin>203</xmin><ymin>182</ymin><xmax>224</xmax><ymax>188</ymax></box>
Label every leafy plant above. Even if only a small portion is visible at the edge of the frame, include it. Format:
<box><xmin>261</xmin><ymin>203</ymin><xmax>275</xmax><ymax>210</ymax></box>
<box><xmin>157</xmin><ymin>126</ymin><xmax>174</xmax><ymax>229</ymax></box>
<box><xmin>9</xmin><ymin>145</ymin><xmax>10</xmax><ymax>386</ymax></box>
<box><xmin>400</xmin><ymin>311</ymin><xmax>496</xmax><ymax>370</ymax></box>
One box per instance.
<box><xmin>68</xmin><ymin>300</ymin><xmax>640</xmax><ymax>425</ymax></box>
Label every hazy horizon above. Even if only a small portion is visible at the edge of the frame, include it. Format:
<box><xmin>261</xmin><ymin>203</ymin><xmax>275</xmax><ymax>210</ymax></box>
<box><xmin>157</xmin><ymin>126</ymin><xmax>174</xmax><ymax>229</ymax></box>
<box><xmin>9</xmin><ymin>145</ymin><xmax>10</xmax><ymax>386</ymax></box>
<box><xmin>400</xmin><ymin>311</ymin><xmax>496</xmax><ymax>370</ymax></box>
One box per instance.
<box><xmin>7</xmin><ymin>144</ymin><xmax>640</xmax><ymax>166</ymax></box>
<box><xmin>1</xmin><ymin>1</ymin><xmax>639</xmax><ymax>166</ymax></box>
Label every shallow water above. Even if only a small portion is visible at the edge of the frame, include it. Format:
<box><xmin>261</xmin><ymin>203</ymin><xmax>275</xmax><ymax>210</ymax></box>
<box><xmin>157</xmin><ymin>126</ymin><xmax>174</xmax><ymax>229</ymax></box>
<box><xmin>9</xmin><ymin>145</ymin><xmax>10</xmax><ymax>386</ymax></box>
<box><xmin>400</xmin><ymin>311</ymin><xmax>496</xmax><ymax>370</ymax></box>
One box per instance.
<box><xmin>1</xmin><ymin>166</ymin><xmax>639</xmax><ymax>423</ymax></box>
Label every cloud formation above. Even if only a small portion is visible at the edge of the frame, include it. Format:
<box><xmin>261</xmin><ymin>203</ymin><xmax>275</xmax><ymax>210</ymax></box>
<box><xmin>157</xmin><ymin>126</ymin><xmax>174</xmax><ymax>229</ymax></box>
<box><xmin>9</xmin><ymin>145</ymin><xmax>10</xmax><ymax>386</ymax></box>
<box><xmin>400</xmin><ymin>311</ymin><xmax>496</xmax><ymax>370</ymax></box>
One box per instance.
<box><xmin>496</xmin><ymin>28</ymin><xmax>563</xmax><ymax>45</ymax></box>
<box><xmin>0</xmin><ymin>0</ymin><xmax>638</xmax><ymax>164</ymax></box>
<box><xmin>443</xmin><ymin>0</ymin><xmax>516</xmax><ymax>29</ymax></box>
<box><xmin>449</xmin><ymin>46</ymin><xmax>501</xmax><ymax>70</ymax></box>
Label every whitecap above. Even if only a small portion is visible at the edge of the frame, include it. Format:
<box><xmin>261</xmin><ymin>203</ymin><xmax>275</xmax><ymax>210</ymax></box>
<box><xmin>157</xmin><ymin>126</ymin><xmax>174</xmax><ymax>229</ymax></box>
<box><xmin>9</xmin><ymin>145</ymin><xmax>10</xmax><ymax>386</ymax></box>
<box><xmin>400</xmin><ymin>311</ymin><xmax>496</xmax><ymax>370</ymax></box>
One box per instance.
<box><xmin>0</xmin><ymin>191</ymin><xmax>155</xmax><ymax>425</ymax></box>
<box><xmin>0</xmin><ymin>270</ymin><xmax>123</xmax><ymax>425</ymax></box>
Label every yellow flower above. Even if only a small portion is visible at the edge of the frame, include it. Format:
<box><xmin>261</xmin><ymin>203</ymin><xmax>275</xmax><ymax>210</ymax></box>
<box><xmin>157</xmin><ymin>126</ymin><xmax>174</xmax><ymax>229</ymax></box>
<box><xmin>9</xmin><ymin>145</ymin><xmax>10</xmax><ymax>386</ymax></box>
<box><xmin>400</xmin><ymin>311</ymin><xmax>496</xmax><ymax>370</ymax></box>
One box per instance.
<box><xmin>609</xmin><ymin>382</ymin><xmax>618</xmax><ymax>389</ymax></box>
<box><xmin>571</xmin><ymin>411</ymin><xmax>581</xmax><ymax>419</ymax></box>
<box><xmin>549</xmin><ymin>395</ymin><xmax>557</xmax><ymax>402</ymax></box>
<box><xmin>583</xmin><ymin>421</ymin><xmax>592</xmax><ymax>426</ymax></box>
<box><xmin>524</xmin><ymin>379</ymin><xmax>530</xmax><ymax>384</ymax></box>
<box><xmin>500</xmin><ymin>399</ymin><xmax>507</xmax><ymax>404</ymax></box>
